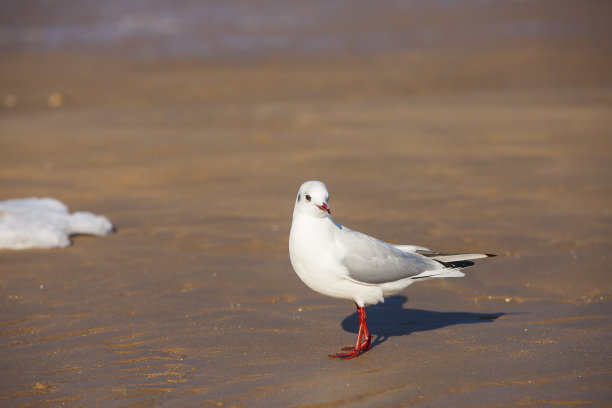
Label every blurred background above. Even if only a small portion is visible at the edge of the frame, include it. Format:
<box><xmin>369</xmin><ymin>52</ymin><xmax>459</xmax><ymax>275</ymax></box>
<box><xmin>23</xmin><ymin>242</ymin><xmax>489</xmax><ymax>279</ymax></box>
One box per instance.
<box><xmin>1</xmin><ymin>0</ymin><xmax>610</xmax><ymax>62</ymax></box>
<box><xmin>1</xmin><ymin>1</ymin><xmax>611</xmax><ymax>406</ymax></box>
<box><xmin>2</xmin><ymin>0</ymin><xmax>611</xmax><ymax>84</ymax></box>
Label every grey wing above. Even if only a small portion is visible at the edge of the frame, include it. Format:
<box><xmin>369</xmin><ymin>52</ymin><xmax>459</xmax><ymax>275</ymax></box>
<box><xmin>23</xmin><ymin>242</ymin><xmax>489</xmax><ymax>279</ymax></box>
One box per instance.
<box><xmin>393</xmin><ymin>244</ymin><xmax>431</xmax><ymax>253</ymax></box>
<box><xmin>336</xmin><ymin>228</ymin><xmax>442</xmax><ymax>284</ymax></box>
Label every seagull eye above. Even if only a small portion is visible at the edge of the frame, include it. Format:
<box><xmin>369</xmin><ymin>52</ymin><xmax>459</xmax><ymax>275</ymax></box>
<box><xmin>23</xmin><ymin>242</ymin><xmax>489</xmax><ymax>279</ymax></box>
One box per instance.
<box><xmin>305</xmin><ymin>194</ymin><xmax>311</xmax><ymax>202</ymax></box>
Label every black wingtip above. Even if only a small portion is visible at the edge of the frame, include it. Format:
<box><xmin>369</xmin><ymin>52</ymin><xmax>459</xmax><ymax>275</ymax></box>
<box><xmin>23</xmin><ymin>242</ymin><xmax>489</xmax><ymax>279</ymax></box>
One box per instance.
<box><xmin>485</xmin><ymin>253</ymin><xmax>497</xmax><ymax>257</ymax></box>
<box><xmin>445</xmin><ymin>260</ymin><xmax>475</xmax><ymax>268</ymax></box>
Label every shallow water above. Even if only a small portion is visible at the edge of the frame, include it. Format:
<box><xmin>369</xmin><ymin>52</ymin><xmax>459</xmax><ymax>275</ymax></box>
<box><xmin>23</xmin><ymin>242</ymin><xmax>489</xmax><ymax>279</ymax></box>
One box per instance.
<box><xmin>1</xmin><ymin>0</ymin><xmax>610</xmax><ymax>60</ymax></box>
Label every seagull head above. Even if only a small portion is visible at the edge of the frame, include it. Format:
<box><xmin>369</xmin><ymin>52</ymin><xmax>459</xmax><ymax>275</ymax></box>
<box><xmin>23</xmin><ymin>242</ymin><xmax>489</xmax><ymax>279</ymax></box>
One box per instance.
<box><xmin>294</xmin><ymin>180</ymin><xmax>331</xmax><ymax>218</ymax></box>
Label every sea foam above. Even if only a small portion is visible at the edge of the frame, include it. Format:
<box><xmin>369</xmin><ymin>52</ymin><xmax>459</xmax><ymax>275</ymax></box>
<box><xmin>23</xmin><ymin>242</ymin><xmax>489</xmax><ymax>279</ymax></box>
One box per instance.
<box><xmin>0</xmin><ymin>198</ymin><xmax>114</xmax><ymax>250</ymax></box>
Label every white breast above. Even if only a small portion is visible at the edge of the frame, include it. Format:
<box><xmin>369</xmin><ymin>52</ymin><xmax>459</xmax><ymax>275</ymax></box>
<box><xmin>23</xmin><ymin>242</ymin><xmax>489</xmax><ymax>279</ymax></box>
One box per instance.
<box><xmin>289</xmin><ymin>213</ymin><xmax>388</xmax><ymax>305</ymax></box>
<box><xmin>290</xmin><ymin>215</ymin><xmax>339</xmax><ymax>291</ymax></box>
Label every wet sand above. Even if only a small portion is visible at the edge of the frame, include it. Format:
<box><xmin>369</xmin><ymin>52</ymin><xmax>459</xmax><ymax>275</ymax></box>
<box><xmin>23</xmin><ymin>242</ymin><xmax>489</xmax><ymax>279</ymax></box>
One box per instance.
<box><xmin>1</xmin><ymin>2</ymin><xmax>612</xmax><ymax>407</ymax></box>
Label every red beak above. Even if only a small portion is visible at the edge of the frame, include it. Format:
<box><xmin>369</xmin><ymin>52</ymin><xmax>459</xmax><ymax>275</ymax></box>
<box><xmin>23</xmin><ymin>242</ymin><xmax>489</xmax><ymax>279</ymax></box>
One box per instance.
<box><xmin>317</xmin><ymin>202</ymin><xmax>331</xmax><ymax>214</ymax></box>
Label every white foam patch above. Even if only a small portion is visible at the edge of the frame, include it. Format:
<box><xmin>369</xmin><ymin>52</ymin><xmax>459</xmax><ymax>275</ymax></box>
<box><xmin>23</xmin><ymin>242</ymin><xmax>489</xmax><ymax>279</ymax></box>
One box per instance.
<box><xmin>0</xmin><ymin>198</ymin><xmax>114</xmax><ymax>250</ymax></box>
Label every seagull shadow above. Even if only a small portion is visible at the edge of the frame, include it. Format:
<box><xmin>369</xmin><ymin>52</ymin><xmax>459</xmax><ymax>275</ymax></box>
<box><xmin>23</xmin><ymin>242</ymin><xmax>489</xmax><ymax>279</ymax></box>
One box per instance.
<box><xmin>340</xmin><ymin>296</ymin><xmax>504</xmax><ymax>349</ymax></box>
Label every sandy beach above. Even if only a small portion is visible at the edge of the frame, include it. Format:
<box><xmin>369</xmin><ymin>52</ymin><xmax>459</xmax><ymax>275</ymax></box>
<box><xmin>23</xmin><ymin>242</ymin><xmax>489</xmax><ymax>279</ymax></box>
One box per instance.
<box><xmin>1</xmin><ymin>1</ymin><xmax>611</xmax><ymax>406</ymax></box>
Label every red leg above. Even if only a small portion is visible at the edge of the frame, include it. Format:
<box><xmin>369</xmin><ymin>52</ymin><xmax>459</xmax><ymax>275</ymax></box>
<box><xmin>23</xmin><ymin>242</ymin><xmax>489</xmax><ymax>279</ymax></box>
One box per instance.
<box><xmin>359</xmin><ymin>307</ymin><xmax>372</xmax><ymax>350</ymax></box>
<box><xmin>330</xmin><ymin>304</ymin><xmax>372</xmax><ymax>359</ymax></box>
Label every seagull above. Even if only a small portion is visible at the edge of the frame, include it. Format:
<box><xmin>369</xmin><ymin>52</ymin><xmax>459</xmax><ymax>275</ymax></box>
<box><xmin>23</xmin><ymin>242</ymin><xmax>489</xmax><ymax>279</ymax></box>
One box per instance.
<box><xmin>289</xmin><ymin>180</ymin><xmax>494</xmax><ymax>359</ymax></box>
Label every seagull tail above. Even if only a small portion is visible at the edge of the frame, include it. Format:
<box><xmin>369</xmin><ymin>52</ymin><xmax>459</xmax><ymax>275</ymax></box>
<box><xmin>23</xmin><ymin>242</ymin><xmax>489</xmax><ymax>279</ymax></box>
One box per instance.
<box><xmin>410</xmin><ymin>268</ymin><xmax>465</xmax><ymax>280</ymax></box>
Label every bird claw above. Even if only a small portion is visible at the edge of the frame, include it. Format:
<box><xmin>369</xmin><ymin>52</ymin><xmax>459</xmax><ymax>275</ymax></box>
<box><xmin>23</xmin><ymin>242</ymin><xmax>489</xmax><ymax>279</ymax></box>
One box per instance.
<box><xmin>339</xmin><ymin>343</ymin><xmax>369</xmax><ymax>352</ymax></box>
<box><xmin>328</xmin><ymin>306</ymin><xmax>372</xmax><ymax>359</ymax></box>
<box><xmin>329</xmin><ymin>341</ymin><xmax>371</xmax><ymax>359</ymax></box>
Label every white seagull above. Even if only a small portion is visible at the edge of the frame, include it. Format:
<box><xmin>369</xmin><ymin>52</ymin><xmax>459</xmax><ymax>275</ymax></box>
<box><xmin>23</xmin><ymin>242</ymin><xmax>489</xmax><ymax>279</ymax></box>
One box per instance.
<box><xmin>289</xmin><ymin>180</ymin><xmax>494</xmax><ymax>359</ymax></box>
